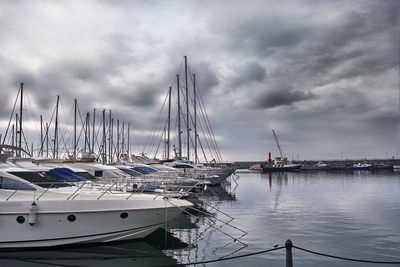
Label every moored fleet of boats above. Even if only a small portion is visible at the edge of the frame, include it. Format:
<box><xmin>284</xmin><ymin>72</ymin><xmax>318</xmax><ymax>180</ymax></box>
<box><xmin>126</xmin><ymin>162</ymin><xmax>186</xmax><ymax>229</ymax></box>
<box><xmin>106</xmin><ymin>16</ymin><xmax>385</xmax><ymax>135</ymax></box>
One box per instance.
<box><xmin>0</xmin><ymin>151</ymin><xmax>235</xmax><ymax>248</ymax></box>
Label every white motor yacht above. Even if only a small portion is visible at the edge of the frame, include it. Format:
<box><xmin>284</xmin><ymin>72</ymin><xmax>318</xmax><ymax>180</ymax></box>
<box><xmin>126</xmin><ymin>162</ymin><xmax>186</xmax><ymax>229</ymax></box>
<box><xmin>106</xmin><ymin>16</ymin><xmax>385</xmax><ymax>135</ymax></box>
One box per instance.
<box><xmin>0</xmin><ymin>165</ymin><xmax>192</xmax><ymax>248</ymax></box>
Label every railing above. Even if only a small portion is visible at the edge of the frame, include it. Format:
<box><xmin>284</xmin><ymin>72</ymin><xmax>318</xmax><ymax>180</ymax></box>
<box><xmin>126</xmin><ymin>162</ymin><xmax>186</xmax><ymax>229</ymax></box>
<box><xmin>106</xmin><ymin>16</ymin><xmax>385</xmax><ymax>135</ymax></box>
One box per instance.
<box><xmin>1</xmin><ymin>180</ymin><xmax>136</xmax><ymax>201</ymax></box>
<box><xmin>149</xmin><ymin>239</ymin><xmax>400</xmax><ymax>267</ymax></box>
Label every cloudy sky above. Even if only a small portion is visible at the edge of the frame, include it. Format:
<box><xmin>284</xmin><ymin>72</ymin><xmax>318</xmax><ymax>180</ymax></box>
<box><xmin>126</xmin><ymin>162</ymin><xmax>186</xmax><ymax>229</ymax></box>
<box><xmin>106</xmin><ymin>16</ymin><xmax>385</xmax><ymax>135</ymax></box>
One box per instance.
<box><xmin>0</xmin><ymin>0</ymin><xmax>399</xmax><ymax>162</ymax></box>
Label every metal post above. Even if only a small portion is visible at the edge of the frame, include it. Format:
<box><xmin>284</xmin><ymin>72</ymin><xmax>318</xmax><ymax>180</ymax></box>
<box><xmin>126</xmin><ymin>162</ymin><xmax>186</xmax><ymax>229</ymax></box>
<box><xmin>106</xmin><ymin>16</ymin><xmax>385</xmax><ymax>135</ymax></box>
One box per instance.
<box><xmin>285</xmin><ymin>239</ymin><xmax>293</xmax><ymax>267</ymax></box>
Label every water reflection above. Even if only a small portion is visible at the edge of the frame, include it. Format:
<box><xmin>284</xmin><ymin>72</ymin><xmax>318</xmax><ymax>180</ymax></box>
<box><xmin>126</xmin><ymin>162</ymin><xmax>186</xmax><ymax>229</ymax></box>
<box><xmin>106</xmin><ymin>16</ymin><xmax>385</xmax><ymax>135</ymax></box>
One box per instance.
<box><xmin>0</xmin><ymin>234</ymin><xmax>184</xmax><ymax>267</ymax></box>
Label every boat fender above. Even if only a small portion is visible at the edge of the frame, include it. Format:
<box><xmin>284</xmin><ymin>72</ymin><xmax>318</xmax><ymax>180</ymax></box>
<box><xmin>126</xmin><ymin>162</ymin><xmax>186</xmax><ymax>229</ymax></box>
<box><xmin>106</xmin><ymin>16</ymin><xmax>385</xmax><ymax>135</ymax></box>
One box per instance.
<box><xmin>29</xmin><ymin>202</ymin><xmax>38</xmax><ymax>226</ymax></box>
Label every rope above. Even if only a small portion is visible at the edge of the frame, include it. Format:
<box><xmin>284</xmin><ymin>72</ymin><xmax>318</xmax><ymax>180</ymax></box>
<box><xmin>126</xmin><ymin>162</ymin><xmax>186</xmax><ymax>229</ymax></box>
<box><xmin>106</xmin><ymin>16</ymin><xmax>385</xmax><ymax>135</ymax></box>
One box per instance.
<box><xmin>293</xmin><ymin>245</ymin><xmax>400</xmax><ymax>264</ymax></box>
<box><xmin>151</xmin><ymin>246</ymin><xmax>285</xmax><ymax>267</ymax></box>
<box><xmin>257</xmin><ymin>229</ymin><xmax>400</xmax><ymax>260</ymax></box>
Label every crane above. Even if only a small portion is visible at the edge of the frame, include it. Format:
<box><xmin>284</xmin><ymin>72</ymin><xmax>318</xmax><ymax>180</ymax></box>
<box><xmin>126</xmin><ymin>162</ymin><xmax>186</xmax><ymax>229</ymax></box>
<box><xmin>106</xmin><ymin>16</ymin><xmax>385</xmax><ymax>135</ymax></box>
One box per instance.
<box><xmin>272</xmin><ymin>129</ymin><xmax>284</xmax><ymax>159</ymax></box>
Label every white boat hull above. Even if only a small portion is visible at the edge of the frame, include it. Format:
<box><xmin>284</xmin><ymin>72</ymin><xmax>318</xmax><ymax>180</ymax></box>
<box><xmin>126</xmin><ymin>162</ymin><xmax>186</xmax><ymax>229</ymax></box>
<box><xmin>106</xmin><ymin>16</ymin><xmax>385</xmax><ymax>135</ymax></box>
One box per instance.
<box><xmin>0</xmin><ymin>194</ymin><xmax>189</xmax><ymax>248</ymax></box>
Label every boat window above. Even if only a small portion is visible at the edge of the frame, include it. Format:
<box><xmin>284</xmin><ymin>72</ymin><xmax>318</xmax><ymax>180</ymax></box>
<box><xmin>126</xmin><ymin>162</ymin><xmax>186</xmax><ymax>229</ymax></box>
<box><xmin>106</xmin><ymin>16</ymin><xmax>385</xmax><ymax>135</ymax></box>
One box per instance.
<box><xmin>7</xmin><ymin>172</ymin><xmax>71</xmax><ymax>188</ymax></box>
<box><xmin>76</xmin><ymin>172</ymin><xmax>96</xmax><ymax>181</ymax></box>
<box><xmin>119</xmin><ymin>168</ymin><xmax>142</xmax><ymax>177</ymax></box>
<box><xmin>133</xmin><ymin>166</ymin><xmax>158</xmax><ymax>174</ymax></box>
<box><xmin>174</xmin><ymin>164</ymin><xmax>194</xmax><ymax>169</ymax></box>
<box><xmin>0</xmin><ymin>177</ymin><xmax>35</xmax><ymax>190</ymax></box>
<box><xmin>94</xmin><ymin>170</ymin><xmax>103</xmax><ymax>177</ymax></box>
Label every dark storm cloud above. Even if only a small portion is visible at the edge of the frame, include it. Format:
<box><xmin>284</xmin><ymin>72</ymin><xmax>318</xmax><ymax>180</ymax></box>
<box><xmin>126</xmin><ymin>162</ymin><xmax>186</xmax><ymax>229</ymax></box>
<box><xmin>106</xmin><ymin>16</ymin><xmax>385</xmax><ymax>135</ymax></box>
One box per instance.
<box><xmin>254</xmin><ymin>83</ymin><xmax>315</xmax><ymax>109</ymax></box>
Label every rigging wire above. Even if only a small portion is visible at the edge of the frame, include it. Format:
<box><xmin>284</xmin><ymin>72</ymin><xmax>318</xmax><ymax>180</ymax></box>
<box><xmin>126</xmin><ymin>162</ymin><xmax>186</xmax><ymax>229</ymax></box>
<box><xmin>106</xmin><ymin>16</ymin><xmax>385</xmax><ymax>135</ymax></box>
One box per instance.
<box><xmin>2</xmin><ymin>86</ymin><xmax>20</xmax><ymax>145</ymax></box>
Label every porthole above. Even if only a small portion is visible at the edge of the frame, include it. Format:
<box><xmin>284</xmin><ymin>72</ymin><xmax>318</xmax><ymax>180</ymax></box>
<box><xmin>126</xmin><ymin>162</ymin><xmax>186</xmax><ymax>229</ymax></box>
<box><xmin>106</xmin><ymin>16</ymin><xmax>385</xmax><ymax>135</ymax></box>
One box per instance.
<box><xmin>120</xmin><ymin>212</ymin><xmax>128</xmax><ymax>219</ymax></box>
<box><xmin>67</xmin><ymin>215</ymin><xmax>76</xmax><ymax>222</ymax></box>
<box><xmin>16</xmin><ymin>216</ymin><xmax>25</xmax><ymax>224</ymax></box>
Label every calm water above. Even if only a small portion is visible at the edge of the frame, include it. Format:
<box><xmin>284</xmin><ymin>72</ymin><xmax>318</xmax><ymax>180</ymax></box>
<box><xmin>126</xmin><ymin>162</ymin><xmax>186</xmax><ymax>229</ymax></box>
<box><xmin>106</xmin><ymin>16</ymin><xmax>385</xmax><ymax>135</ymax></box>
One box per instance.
<box><xmin>1</xmin><ymin>171</ymin><xmax>400</xmax><ymax>266</ymax></box>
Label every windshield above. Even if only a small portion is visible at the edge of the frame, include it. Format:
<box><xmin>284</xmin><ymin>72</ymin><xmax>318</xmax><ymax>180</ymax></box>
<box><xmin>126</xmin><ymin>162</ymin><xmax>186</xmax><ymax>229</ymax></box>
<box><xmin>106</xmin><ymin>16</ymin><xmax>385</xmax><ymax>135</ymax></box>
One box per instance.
<box><xmin>0</xmin><ymin>177</ymin><xmax>35</xmax><ymax>190</ymax></box>
<box><xmin>133</xmin><ymin>166</ymin><xmax>158</xmax><ymax>174</ymax></box>
<box><xmin>8</xmin><ymin>172</ymin><xmax>71</xmax><ymax>188</ymax></box>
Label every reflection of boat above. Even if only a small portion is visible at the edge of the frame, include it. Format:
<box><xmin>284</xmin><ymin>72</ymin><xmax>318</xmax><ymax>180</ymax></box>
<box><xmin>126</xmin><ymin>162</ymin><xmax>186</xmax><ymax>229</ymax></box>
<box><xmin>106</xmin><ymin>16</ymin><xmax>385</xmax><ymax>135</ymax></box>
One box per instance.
<box><xmin>347</xmin><ymin>162</ymin><xmax>373</xmax><ymax>170</ymax></box>
<box><xmin>0</xmin><ymin>240</ymin><xmax>181</xmax><ymax>267</ymax></box>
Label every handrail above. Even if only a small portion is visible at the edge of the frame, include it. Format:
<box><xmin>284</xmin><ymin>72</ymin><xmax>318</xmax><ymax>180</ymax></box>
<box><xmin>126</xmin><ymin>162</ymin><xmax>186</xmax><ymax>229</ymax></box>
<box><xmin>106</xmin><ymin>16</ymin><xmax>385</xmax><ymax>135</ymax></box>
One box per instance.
<box><xmin>67</xmin><ymin>181</ymin><xmax>87</xmax><ymax>200</ymax></box>
<box><xmin>97</xmin><ymin>182</ymin><xmax>116</xmax><ymax>200</ymax></box>
<box><xmin>36</xmin><ymin>183</ymin><xmax>54</xmax><ymax>200</ymax></box>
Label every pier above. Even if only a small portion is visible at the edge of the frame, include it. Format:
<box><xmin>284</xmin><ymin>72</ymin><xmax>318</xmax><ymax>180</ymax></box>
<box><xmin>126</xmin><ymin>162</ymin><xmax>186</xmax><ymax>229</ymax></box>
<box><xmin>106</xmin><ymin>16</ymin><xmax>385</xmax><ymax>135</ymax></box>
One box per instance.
<box><xmin>225</xmin><ymin>158</ymin><xmax>400</xmax><ymax>170</ymax></box>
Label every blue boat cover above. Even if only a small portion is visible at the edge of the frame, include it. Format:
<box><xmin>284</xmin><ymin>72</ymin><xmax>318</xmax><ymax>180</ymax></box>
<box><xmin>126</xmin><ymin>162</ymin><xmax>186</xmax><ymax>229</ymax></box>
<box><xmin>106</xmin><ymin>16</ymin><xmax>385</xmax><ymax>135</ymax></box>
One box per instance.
<box><xmin>47</xmin><ymin>168</ymin><xmax>86</xmax><ymax>182</ymax></box>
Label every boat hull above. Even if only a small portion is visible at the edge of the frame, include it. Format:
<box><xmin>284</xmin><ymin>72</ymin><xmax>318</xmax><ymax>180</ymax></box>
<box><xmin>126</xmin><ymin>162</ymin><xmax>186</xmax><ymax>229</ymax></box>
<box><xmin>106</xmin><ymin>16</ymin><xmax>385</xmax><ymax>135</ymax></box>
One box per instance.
<box><xmin>0</xmin><ymin>196</ymin><xmax>189</xmax><ymax>248</ymax></box>
<box><xmin>262</xmin><ymin>165</ymin><xmax>301</xmax><ymax>172</ymax></box>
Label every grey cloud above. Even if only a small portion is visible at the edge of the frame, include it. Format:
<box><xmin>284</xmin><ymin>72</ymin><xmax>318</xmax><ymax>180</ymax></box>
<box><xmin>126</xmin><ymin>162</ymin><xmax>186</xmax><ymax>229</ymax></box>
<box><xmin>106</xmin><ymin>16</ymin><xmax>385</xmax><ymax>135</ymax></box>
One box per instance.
<box><xmin>254</xmin><ymin>83</ymin><xmax>315</xmax><ymax>109</ymax></box>
<box><xmin>123</xmin><ymin>85</ymin><xmax>158</xmax><ymax>107</ymax></box>
<box><xmin>230</xmin><ymin>62</ymin><xmax>265</xmax><ymax>88</ymax></box>
<box><xmin>190</xmin><ymin>62</ymin><xmax>219</xmax><ymax>96</ymax></box>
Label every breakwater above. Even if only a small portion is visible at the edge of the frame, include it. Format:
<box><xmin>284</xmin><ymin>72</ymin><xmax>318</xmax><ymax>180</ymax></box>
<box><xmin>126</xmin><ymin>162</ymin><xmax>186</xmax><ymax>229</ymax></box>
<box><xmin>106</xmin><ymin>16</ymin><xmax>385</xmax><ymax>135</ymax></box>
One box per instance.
<box><xmin>226</xmin><ymin>158</ymin><xmax>400</xmax><ymax>170</ymax></box>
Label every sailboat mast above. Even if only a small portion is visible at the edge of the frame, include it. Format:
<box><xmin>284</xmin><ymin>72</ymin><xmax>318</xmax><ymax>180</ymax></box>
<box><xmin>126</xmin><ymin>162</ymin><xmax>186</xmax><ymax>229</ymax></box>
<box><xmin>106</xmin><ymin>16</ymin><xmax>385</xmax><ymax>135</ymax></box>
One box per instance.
<box><xmin>54</xmin><ymin>95</ymin><xmax>60</xmax><ymax>159</ymax></box>
<box><xmin>40</xmin><ymin>115</ymin><xmax>43</xmax><ymax>157</ymax></box>
<box><xmin>121</xmin><ymin>122</ymin><xmax>125</xmax><ymax>155</ymax></box>
<box><xmin>117</xmin><ymin>119</ymin><xmax>120</xmax><ymax>161</ymax></box>
<box><xmin>184</xmin><ymin>56</ymin><xmax>190</xmax><ymax>160</ymax></box>
<box><xmin>193</xmin><ymin>73</ymin><xmax>198</xmax><ymax>164</ymax></box>
<box><xmin>46</xmin><ymin>122</ymin><xmax>49</xmax><ymax>157</ymax></box>
<box><xmin>92</xmin><ymin>108</ymin><xmax>96</xmax><ymax>154</ymax></box>
<box><xmin>177</xmin><ymin>74</ymin><xmax>182</xmax><ymax>158</ymax></box>
<box><xmin>11</xmin><ymin>124</ymin><xmax>14</xmax><ymax>147</ymax></box>
<box><xmin>74</xmin><ymin>99</ymin><xmax>77</xmax><ymax>159</ymax></box>
<box><xmin>84</xmin><ymin>112</ymin><xmax>89</xmax><ymax>152</ymax></box>
<box><xmin>102</xmin><ymin>109</ymin><xmax>106</xmax><ymax>164</ymax></box>
<box><xmin>167</xmin><ymin>86</ymin><xmax>172</xmax><ymax>159</ymax></box>
<box><xmin>109</xmin><ymin>110</ymin><xmax>112</xmax><ymax>163</ymax></box>
<box><xmin>111</xmin><ymin>118</ymin><xmax>114</xmax><ymax>162</ymax></box>
<box><xmin>18</xmin><ymin>83</ymin><xmax>23</xmax><ymax>157</ymax></box>
<box><xmin>127</xmin><ymin>122</ymin><xmax>130</xmax><ymax>158</ymax></box>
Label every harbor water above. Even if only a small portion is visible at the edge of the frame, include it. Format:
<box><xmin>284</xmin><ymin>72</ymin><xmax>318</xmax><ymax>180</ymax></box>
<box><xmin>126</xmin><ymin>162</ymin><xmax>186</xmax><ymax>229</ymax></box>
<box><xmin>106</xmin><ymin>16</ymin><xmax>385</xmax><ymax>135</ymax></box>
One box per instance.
<box><xmin>1</xmin><ymin>171</ymin><xmax>400</xmax><ymax>266</ymax></box>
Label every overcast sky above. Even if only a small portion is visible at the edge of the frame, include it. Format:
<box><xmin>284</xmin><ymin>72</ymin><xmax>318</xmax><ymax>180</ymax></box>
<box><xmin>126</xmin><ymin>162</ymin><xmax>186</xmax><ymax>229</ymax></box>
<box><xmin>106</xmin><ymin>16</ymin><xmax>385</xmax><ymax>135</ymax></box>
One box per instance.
<box><xmin>0</xmin><ymin>0</ymin><xmax>399</xmax><ymax>162</ymax></box>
